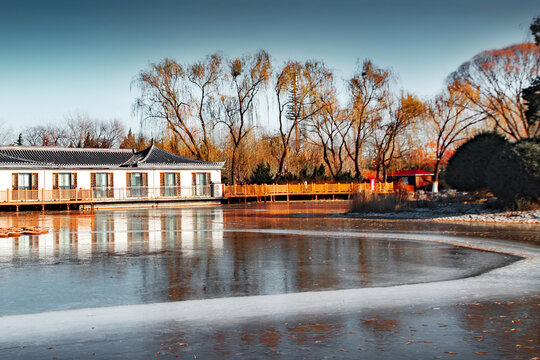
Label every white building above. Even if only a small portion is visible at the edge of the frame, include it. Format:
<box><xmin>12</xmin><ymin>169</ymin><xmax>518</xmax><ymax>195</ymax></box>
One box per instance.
<box><xmin>0</xmin><ymin>144</ymin><xmax>224</xmax><ymax>208</ymax></box>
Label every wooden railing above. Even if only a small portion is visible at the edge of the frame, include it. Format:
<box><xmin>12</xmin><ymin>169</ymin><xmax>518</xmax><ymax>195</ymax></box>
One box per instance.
<box><xmin>0</xmin><ymin>183</ymin><xmax>394</xmax><ymax>205</ymax></box>
<box><xmin>0</xmin><ymin>185</ymin><xmax>220</xmax><ymax>204</ymax></box>
<box><xmin>223</xmin><ymin>182</ymin><xmax>394</xmax><ymax>198</ymax></box>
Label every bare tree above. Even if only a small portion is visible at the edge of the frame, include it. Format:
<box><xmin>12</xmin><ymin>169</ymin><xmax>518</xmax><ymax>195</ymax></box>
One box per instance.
<box><xmin>187</xmin><ymin>53</ymin><xmax>223</xmax><ymax>161</ymax></box>
<box><xmin>65</xmin><ymin>113</ymin><xmax>125</xmax><ymax>148</ymax></box>
<box><xmin>134</xmin><ymin>59</ymin><xmax>202</xmax><ymax>159</ymax></box>
<box><xmin>217</xmin><ymin>50</ymin><xmax>271</xmax><ymax>183</ymax></box>
<box><xmin>134</xmin><ymin>55</ymin><xmax>224</xmax><ymax>160</ymax></box>
<box><xmin>342</xmin><ymin>60</ymin><xmax>391</xmax><ymax>179</ymax></box>
<box><xmin>23</xmin><ymin>124</ymin><xmax>69</xmax><ymax>146</ymax></box>
<box><xmin>427</xmin><ymin>84</ymin><xmax>485</xmax><ymax>184</ymax></box>
<box><xmin>371</xmin><ymin>93</ymin><xmax>425</xmax><ymax>181</ymax></box>
<box><xmin>65</xmin><ymin>113</ymin><xmax>95</xmax><ymax>147</ymax></box>
<box><xmin>449</xmin><ymin>43</ymin><xmax>540</xmax><ymax>140</ymax></box>
<box><xmin>95</xmin><ymin>119</ymin><xmax>125</xmax><ymax>148</ymax></box>
<box><xmin>307</xmin><ymin>94</ymin><xmax>348</xmax><ymax>179</ymax></box>
<box><xmin>0</xmin><ymin>124</ymin><xmax>14</xmax><ymax>145</ymax></box>
<box><xmin>274</xmin><ymin>60</ymin><xmax>332</xmax><ymax>182</ymax></box>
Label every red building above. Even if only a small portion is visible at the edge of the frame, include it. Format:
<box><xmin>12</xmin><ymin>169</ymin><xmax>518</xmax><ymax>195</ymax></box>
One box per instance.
<box><xmin>387</xmin><ymin>169</ymin><xmax>434</xmax><ymax>192</ymax></box>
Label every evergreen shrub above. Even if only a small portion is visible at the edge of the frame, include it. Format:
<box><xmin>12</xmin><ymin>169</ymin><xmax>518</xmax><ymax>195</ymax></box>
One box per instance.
<box><xmin>249</xmin><ymin>162</ymin><xmax>274</xmax><ymax>184</ymax></box>
<box><xmin>486</xmin><ymin>139</ymin><xmax>540</xmax><ymax>208</ymax></box>
<box><xmin>444</xmin><ymin>132</ymin><xmax>508</xmax><ymax>191</ymax></box>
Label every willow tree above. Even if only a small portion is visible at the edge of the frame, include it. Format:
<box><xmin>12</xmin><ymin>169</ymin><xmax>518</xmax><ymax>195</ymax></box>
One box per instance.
<box><xmin>274</xmin><ymin>60</ymin><xmax>333</xmax><ymax>182</ymax></box>
<box><xmin>134</xmin><ymin>56</ymin><xmax>222</xmax><ymax>161</ymax></box>
<box><xmin>449</xmin><ymin>43</ymin><xmax>540</xmax><ymax>140</ymax></box>
<box><xmin>217</xmin><ymin>50</ymin><xmax>271</xmax><ymax>183</ymax></box>
<box><xmin>187</xmin><ymin>53</ymin><xmax>223</xmax><ymax>161</ymax></box>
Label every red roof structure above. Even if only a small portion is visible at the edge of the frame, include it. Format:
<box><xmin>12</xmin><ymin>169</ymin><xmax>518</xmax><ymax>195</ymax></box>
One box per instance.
<box><xmin>388</xmin><ymin>169</ymin><xmax>434</xmax><ymax>177</ymax></box>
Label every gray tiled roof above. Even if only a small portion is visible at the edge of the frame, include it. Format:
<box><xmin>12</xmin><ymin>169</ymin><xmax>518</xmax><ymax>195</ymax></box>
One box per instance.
<box><xmin>0</xmin><ymin>145</ymin><xmax>224</xmax><ymax>169</ymax></box>
<box><xmin>123</xmin><ymin>144</ymin><xmax>218</xmax><ymax>167</ymax></box>
<box><xmin>0</xmin><ymin>152</ymin><xmax>44</xmax><ymax>166</ymax></box>
<box><xmin>0</xmin><ymin>147</ymin><xmax>133</xmax><ymax>167</ymax></box>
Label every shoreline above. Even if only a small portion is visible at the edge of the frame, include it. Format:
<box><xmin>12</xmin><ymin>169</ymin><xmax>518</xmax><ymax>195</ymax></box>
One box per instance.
<box><xmin>344</xmin><ymin>202</ymin><xmax>540</xmax><ymax>225</ymax></box>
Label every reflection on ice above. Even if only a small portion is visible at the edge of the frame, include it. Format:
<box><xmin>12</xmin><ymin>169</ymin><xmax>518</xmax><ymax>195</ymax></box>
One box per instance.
<box><xmin>0</xmin><ymin>207</ymin><xmax>225</xmax><ymax>261</ymax></box>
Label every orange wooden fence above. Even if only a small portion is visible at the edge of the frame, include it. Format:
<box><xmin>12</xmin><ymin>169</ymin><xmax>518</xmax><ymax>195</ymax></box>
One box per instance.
<box><xmin>223</xmin><ymin>182</ymin><xmax>393</xmax><ymax>200</ymax></box>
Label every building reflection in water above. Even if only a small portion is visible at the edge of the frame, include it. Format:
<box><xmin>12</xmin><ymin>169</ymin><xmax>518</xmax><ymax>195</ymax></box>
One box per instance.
<box><xmin>0</xmin><ymin>207</ymin><xmax>225</xmax><ymax>261</ymax></box>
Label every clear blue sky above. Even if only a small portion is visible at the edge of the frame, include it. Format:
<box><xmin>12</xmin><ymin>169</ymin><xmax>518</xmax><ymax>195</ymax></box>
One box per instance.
<box><xmin>0</xmin><ymin>0</ymin><xmax>538</xmax><ymax>133</ymax></box>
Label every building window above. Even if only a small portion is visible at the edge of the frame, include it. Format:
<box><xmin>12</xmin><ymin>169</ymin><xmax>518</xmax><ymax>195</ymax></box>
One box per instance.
<box><xmin>164</xmin><ymin>173</ymin><xmax>175</xmax><ymax>187</ymax></box>
<box><xmin>18</xmin><ymin>174</ymin><xmax>32</xmax><ymax>190</ymax></box>
<box><xmin>132</xmin><ymin>173</ymin><xmax>142</xmax><ymax>187</ymax></box>
<box><xmin>59</xmin><ymin>173</ymin><xmax>71</xmax><ymax>190</ymax></box>
<box><xmin>160</xmin><ymin>172</ymin><xmax>180</xmax><ymax>197</ymax></box>
<box><xmin>127</xmin><ymin>172</ymin><xmax>147</xmax><ymax>197</ymax></box>
<box><xmin>53</xmin><ymin>173</ymin><xmax>77</xmax><ymax>191</ymax></box>
<box><xmin>12</xmin><ymin>173</ymin><xmax>38</xmax><ymax>200</ymax></box>
<box><xmin>96</xmin><ymin>173</ymin><xmax>108</xmax><ymax>188</ymax></box>
<box><xmin>192</xmin><ymin>172</ymin><xmax>210</xmax><ymax>196</ymax></box>
<box><xmin>91</xmin><ymin>173</ymin><xmax>114</xmax><ymax>198</ymax></box>
<box><xmin>95</xmin><ymin>173</ymin><xmax>108</xmax><ymax>198</ymax></box>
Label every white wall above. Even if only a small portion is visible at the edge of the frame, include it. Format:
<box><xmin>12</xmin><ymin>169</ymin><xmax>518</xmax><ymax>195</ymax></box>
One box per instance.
<box><xmin>0</xmin><ymin>170</ymin><xmax>12</xmax><ymax>190</ymax></box>
<box><xmin>209</xmin><ymin>170</ymin><xmax>221</xmax><ymax>184</ymax></box>
<box><xmin>77</xmin><ymin>170</ymin><xmax>91</xmax><ymax>189</ymax></box>
<box><xmin>1</xmin><ymin>168</ymin><xmax>222</xmax><ymax>197</ymax></box>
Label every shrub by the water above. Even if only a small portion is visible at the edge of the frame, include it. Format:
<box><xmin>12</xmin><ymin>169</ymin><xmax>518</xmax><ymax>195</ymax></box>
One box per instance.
<box><xmin>249</xmin><ymin>162</ymin><xmax>274</xmax><ymax>184</ymax></box>
<box><xmin>444</xmin><ymin>132</ymin><xmax>508</xmax><ymax>191</ymax></box>
<box><xmin>335</xmin><ymin>170</ymin><xmax>355</xmax><ymax>183</ymax></box>
<box><xmin>486</xmin><ymin>138</ymin><xmax>540</xmax><ymax>208</ymax></box>
<box><xmin>350</xmin><ymin>191</ymin><xmax>405</xmax><ymax>213</ymax></box>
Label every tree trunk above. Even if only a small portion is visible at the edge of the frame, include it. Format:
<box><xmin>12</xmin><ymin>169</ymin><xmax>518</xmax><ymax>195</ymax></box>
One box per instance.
<box><xmin>322</xmin><ymin>146</ymin><xmax>336</xmax><ymax>179</ymax></box>
<box><xmin>274</xmin><ymin>146</ymin><xmax>288</xmax><ymax>183</ymax></box>
<box><xmin>432</xmin><ymin>157</ymin><xmax>441</xmax><ymax>193</ymax></box>
<box><xmin>434</xmin><ymin>158</ymin><xmax>441</xmax><ymax>183</ymax></box>
<box><xmin>230</xmin><ymin>146</ymin><xmax>237</xmax><ymax>185</ymax></box>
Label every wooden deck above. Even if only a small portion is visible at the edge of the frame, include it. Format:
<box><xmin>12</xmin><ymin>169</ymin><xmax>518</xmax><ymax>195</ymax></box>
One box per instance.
<box><xmin>0</xmin><ymin>186</ymin><xmax>217</xmax><ymax>211</ymax></box>
<box><xmin>223</xmin><ymin>182</ymin><xmax>394</xmax><ymax>202</ymax></box>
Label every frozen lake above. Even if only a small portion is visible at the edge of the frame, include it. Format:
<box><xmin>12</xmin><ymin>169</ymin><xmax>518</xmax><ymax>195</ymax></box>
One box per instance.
<box><xmin>0</xmin><ymin>205</ymin><xmax>521</xmax><ymax>315</ymax></box>
<box><xmin>0</xmin><ymin>203</ymin><xmax>538</xmax><ymax>359</ymax></box>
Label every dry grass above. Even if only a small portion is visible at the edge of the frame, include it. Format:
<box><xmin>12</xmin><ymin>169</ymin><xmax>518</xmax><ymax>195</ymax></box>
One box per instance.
<box><xmin>350</xmin><ymin>188</ymin><xmax>441</xmax><ymax>213</ymax></box>
<box><xmin>514</xmin><ymin>198</ymin><xmax>540</xmax><ymax>211</ymax></box>
<box><xmin>350</xmin><ymin>191</ymin><xmax>406</xmax><ymax>213</ymax></box>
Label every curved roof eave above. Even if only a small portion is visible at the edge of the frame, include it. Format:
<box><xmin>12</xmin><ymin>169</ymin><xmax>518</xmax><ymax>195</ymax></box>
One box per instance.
<box><xmin>136</xmin><ymin>162</ymin><xmax>226</xmax><ymax>170</ymax></box>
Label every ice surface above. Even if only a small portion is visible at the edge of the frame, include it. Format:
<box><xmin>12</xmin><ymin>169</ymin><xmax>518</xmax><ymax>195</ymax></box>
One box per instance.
<box><xmin>0</xmin><ymin>229</ymin><xmax>538</xmax><ymax>345</ymax></box>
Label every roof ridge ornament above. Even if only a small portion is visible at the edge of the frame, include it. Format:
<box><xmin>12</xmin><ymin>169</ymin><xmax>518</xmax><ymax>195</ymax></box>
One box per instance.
<box><xmin>138</xmin><ymin>142</ymin><xmax>155</xmax><ymax>164</ymax></box>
